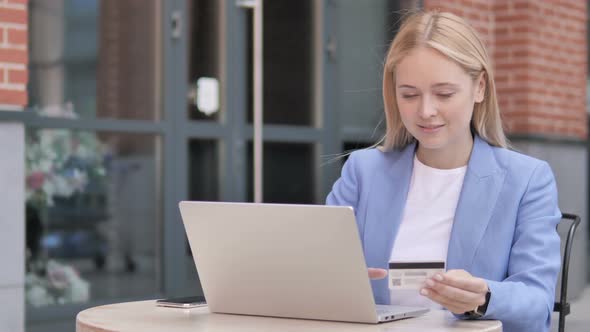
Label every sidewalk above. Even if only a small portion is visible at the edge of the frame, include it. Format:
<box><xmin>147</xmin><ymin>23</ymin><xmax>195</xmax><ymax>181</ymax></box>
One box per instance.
<box><xmin>552</xmin><ymin>285</ymin><xmax>590</xmax><ymax>332</ymax></box>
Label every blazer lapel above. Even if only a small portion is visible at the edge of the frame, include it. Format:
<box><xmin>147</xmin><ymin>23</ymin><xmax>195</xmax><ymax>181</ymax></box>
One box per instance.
<box><xmin>363</xmin><ymin>143</ymin><xmax>415</xmax><ymax>281</ymax></box>
<box><xmin>363</xmin><ymin>143</ymin><xmax>416</xmax><ymax>304</ymax></box>
<box><xmin>446</xmin><ymin>136</ymin><xmax>506</xmax><ymax>271</ymax></box>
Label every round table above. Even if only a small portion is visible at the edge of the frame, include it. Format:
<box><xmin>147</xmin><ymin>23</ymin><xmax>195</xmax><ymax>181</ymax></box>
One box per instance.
<box><xmin>77</xmin><ymin>300</ymin><xmax>502</xmax><ymax>332</ymax></box>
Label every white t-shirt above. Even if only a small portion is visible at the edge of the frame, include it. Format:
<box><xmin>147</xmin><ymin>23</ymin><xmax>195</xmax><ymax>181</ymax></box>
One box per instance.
<box><xmin>389</xmin><ymin>155</ymin><xmax>467</xmax><ymax>308</ymax></box>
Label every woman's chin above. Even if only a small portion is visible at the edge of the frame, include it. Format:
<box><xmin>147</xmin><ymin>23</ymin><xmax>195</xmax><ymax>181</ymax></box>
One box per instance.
<box><xmin>415</xmin><ymin>136</ymin><xmax>447</xmax><ymax>150</ymax></box>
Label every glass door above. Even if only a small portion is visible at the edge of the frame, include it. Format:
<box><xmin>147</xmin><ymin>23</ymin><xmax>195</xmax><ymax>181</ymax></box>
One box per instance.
<box><xmin>174</xmin><ymin>0</ymin><xmax>326</xmax><ymax>296</ymax></box>
<box><xmin>171</xmin><ymin>0</ymin><xmax>420</xmax><ymax>298</ymax></box>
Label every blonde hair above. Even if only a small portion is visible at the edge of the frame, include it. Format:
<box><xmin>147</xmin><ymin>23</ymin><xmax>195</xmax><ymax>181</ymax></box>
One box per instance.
<box><xmin>381</xmin><ymin>11</ymin><xmax>509</xmax><ymax>150</ymax></box>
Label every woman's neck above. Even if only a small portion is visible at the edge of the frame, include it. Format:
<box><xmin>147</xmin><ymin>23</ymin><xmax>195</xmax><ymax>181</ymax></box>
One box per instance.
<box><xmin>416</xmin><ymin>136</ymin><xmax>474</xmax><ymax>169</ymax></box>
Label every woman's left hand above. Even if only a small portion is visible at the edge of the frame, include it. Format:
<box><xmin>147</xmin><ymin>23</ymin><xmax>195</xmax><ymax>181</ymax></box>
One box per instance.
<box><xmin>420</xmin><ymin>269</ymin><xmax>489</xmax><ymax>315</ymax></box>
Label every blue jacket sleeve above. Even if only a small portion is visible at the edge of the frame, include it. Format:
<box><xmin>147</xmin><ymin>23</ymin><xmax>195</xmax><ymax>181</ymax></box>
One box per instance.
<box><xmin>326</xmin><ymin>153</ymin><xmax>359</xmax><ymax>209</ymax></box>
<box><xmin>476</xmin><ymin>161</ymin><xmax>561</xmax><ymax>331</ymax></box>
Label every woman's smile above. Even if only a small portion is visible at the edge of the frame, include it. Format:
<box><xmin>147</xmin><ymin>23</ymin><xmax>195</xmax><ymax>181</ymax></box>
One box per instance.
<box><xmin>417</xmin><ymin>124</ymin><xmax>445</xmax><ymax>133</ymax></box>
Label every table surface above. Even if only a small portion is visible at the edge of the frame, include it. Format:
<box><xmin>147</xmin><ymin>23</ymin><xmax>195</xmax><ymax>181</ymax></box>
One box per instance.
<box><xmin>76</xmin><ymin>300</ymin><xmax>502</xmax><ymax>332</ymax></box>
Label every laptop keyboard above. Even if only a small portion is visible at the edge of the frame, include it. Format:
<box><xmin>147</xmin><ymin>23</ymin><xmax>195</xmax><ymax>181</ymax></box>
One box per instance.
<box><xmin>375</xmin><ymin>305</ymin><xmax>394</xmax><ymax>315</ymax></box>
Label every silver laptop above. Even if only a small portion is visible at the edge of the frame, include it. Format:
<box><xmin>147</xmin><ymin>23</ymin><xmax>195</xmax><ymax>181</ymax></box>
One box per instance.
<box><xmin>179</xmin><ymin>201</ymin><xmax>429</xmax><ymax>323</ymax></box>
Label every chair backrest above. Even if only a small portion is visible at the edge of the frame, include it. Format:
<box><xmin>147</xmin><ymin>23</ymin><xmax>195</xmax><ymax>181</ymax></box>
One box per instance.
<box><xmin>553</xmin><ymin>213</ymin><xmax>581</xmax><ymax>332</ymax></box>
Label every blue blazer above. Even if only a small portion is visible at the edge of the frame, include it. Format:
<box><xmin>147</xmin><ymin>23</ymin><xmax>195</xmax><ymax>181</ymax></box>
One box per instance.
<box><xmin>326</xmin><ymin>136</ymin><xmax>561</xmax><ymax>332</ymax></box>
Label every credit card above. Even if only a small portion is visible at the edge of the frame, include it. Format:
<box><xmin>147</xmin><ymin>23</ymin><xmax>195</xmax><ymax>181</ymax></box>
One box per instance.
<box><xmin>388</xmin><ymin>262</ymin><xmax>445</xmax><ymax>290</ymax></box>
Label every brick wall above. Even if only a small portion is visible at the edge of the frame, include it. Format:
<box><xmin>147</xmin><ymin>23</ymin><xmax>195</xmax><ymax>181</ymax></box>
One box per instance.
<box><xmin>424</xmin><ymin>0</ymin><xmax>588</xmax><ymax>139</ymax></box>
<box><xmin>0</xmin><ymin>0</ymin><xmax>27</xmax><ymax>108</ymax></box>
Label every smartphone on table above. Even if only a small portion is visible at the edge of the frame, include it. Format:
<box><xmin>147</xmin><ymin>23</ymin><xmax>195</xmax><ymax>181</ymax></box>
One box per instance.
<box><xmin>156</xmin><ymin>295</ymin><xmax>207</xmax><ymax>309</ymax></box>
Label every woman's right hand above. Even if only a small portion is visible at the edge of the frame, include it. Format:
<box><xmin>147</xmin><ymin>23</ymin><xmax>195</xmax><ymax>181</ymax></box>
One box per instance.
<box><xmin>368</xmin><ymin>268</ymin><xmax>388</xmax><ymax>280</ymax></box>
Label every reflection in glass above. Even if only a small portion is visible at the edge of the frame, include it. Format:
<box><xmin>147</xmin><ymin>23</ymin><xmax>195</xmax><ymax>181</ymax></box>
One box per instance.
<box><xmin>247</xmin><ymin>0</ymin><xmax>314</xmax><ymax>126</ymax></box>
<box><xmin>247</xmin><ymin>142</ymin><xmax>315</xmax><ymax>203</ymax></box>
<box><xmin>187</xmin><ymin>0</ymin><xmax>222</xmax><ymax>121</ymax></box>
<box><xmin>336</xmin><ymin>0</ymin><xmax>389</xmax><ymax>130</ymax></box>
<box><xmin>188</xmin><ymin>139</ymin><xmax>219</xmax><ymax>202</ymax></box>
<box><xmin>25</xmin><ymin>129</ymin><xmax>161</xmax><ymax>307</ymax></box>
<box><xmin>28</xmin><ymin>0</ymin><xmax>161</xmax><ymax>120</ymax></box>
<box><xmin>185</xmin><ymin>139</ymin><xmax>219</xmax><ymax>295</ymax></box>
<box><xmin>335</xmin><ymin>0</ymin><xmax>415</xmax><ymax>130</ymax></box>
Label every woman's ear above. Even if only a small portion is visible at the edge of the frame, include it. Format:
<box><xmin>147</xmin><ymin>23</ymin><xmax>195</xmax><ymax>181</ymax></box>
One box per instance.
<box><xmin>475</xmin><ymin>72</ymin><xmax>486</xmax><ymax>103</ymax></box>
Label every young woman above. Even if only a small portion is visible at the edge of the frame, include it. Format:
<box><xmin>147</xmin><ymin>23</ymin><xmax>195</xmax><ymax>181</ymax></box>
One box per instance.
<box><xmin>327</xmin><ymin>11</ymin><xmax>560</xmax><ymax>332</ymax></box>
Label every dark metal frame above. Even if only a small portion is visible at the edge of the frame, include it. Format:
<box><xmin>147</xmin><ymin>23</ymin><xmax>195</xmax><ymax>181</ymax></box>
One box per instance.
<box><xmin>554</xmin><ymin>213</ymin><xmax>582</xmax><ymax>332</ymax></box>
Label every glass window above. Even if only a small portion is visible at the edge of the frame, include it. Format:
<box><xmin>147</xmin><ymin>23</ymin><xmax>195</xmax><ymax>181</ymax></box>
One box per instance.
<box><xmin>25</xmin><ymin>129</ymin><xmax>162</xmax><ymax>306</ymax></box>
<box><xmin>28</xmin><ymin>0</ymin><xmax>161</xmax><ymax>121</ymax></box>
<box><xmin>187</xmin><ymin>0</ymin><xmax>223</xmax><ymax>121</ymax></box>
<box><xmin>335</xmin><ymin>0</ymin><xmax>390</xmax><ymax>130</ymax></box>
<box><xmin>185</xmin><ymin>139</ymin><xmax>220</xmax><ymax>295</ymax></box>
<box><xmin>247</xmin><ymin>142</ymin><xmax>315</xmax><ymax>203</ymax></box>
<box><xmin>343</xmin><ymin>141</ymin><xmax>374</xmax><ymax>153</ymax></box>
<box><xmin>246</xmin><ymin>0</ymin><xmax>315</xmax><ymax>126</ymax></box>
<box><xmin>188</xmin><ymin>139</ymin><xmax>220</xmax><ymax>202</ymax></box>
<box><xmin>335</xmin><ymin>0</ymin><xmax>415</xmax><ymax>133</ymax></box>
